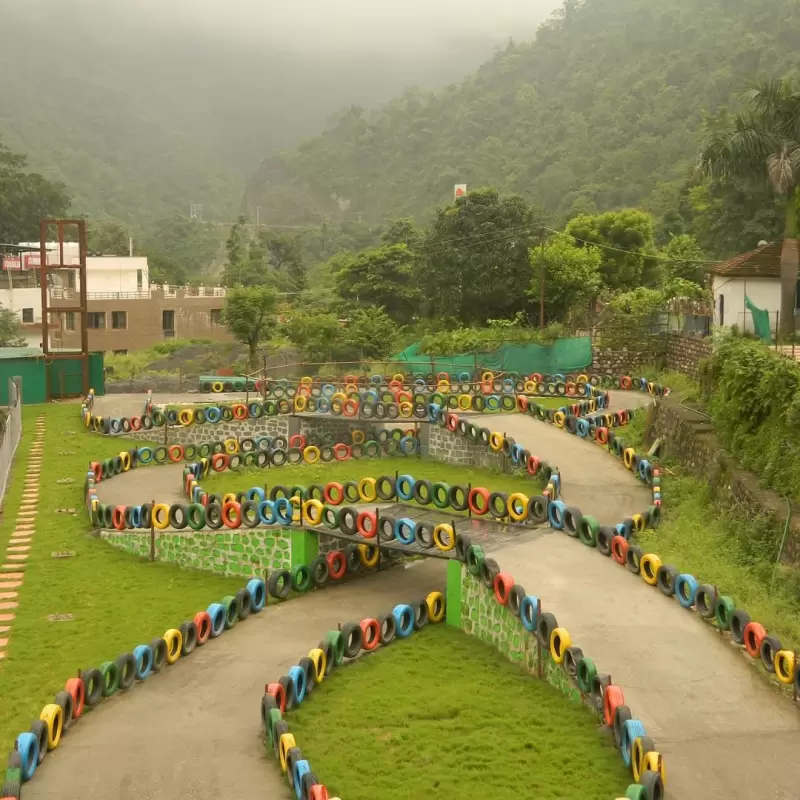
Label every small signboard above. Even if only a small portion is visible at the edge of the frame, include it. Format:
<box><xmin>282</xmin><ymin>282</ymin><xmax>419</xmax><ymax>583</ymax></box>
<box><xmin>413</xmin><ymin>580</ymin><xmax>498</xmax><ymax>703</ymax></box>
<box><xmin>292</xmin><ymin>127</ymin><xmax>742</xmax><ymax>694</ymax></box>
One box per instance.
<box><xmin>454</xmin><ymin>184</ymin><xmax>467</xmax><ymax>199</ymax></box>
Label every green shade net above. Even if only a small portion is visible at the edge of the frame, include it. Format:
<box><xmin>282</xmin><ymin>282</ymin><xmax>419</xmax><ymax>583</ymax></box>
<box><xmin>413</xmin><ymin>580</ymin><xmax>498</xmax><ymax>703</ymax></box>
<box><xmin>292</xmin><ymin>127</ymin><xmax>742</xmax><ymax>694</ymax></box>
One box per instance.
<box><xmin>744</xmin><ymin>295</ymin><xmax>772</xmax><ymax>343</ymax></box>
<box><xmin>391</xmin><ymin>337</ymin><xmax>592</xmax><ymax>376</ymax></box>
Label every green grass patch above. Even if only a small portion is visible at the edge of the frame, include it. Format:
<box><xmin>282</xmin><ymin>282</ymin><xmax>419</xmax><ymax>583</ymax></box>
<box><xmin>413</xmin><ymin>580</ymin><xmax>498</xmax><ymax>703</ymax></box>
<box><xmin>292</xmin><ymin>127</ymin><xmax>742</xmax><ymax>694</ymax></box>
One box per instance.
<box><xmin>288</xmin><ymin>625</ymin><xmax>629</xmax><ymax>800</ymax></box>
<box><xmin>0</xmin><ymin>403</ymin><xmax>243</xmax><ymax>751</ymax></box>
<box><xmin>201</xmin><ymin>456</ymin><xmax>544</xmax><ymax>509</ymax></box>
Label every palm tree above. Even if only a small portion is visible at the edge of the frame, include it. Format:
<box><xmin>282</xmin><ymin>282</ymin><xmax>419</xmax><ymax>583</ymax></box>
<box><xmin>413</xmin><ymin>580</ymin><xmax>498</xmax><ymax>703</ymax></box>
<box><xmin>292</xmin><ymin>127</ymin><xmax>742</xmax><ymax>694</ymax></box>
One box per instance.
<box><xmin>697</xmin><ymin>79</ymin><xmax>800</xmax><ymax>335</ymax></box>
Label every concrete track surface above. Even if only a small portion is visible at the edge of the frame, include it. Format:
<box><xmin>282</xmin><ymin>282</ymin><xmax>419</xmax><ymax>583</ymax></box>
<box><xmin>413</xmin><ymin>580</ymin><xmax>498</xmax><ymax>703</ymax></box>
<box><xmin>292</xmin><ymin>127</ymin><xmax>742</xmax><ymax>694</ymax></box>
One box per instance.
<box><xmin>25</xmin><ymin>393</ymin><xmax>800</xmax><ymax>799</ymax></box>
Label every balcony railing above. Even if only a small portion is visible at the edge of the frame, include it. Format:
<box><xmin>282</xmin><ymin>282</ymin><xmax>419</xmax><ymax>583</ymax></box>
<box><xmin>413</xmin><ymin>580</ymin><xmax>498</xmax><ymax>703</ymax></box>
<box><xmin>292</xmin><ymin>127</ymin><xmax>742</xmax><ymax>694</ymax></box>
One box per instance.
<box><xmin>49</xmin><ymin>285</ymin><xmax>228</xmax><ymax>301</ymax></box>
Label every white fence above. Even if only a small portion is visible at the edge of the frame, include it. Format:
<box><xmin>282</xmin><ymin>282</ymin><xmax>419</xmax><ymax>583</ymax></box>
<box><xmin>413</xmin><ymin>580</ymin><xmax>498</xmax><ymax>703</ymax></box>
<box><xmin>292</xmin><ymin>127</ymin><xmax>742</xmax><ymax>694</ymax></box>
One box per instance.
<box><xmin>0</xmin><ymin>378</ymin><xmax>23</xmax><ymax>504</ymax></box>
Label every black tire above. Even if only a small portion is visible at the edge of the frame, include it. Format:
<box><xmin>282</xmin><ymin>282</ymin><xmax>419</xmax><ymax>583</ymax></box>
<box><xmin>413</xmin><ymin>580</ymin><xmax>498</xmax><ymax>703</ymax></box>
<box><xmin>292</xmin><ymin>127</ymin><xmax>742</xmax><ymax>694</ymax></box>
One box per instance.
<box><xmin>340</xmin><ymin>622</ymin><xmax>363</xmax><ymax>659</ymax></box>
<box><xmin>268</xmin><ymin>570</ymin><xmax>292</xmax><ymax>600</ymax></box>
<box><xmin>613</xmin><ymin>704</ymin><xmax>632</xmax><ymax>748</ymax></box>
<box><xmin>448</xmin><ymin>485</ymin><xmax>469</xmax><ymax>512</ymax></box>
<box><xmin>310</xmin><ymin>556</ymin><xmax>329</xmax><ymax>587</ymax></box>
<box><xmin>319</xmin><ymin>639</ymin><xmax>335</xmax><ymax>676</ymax></box>
<box><xmin>537</xmin><ymin>611</ymin><xmax>558</xmax><ymax>646</ymax></box>
<box><xmin>343</xmin><ymin>545</ymin><xmax>362</xmax><ymax>574</ymax></box>
<box><xmin>656</xmin><ymin>564</ymin><xmax>679</xmax><ymax>596</ymax></box>
<box><xmin>695</xmin><ymin>584</ymin><xmax>717</xmax><ymax>618</ymax></box>
<box><xmin>378</xmin><ymin>613</ymin><xmax>396</xmax><ymax>644</ymax></box>
<box><xmin>488</xmin><ymin>491</ymin><xmax>509</xmax><ymax>519</ymax></box>
<box><xmin>455</xmin><ymin>534</ymin><xmax>472</xmax><ymax>562</ymax></box>
<box><xmin>596</xmin><ymin>525</ymin><xmax>614</xmax><ymax>556</ymax></box>
<box><xmin>375</xmin><ymin>475</ymin><xmax>396</xmax><ymax>501</ymax></box>
<box><xmin>415</xmin><ymin>522</ymin><xmax>435</xmax><ymax>549</ymax></box>
<box><xmin>338</xmin><ymin>507</ymin><xmax>358</xmax><ymax>536</ymax></box>
<box><xmin>342</xmin><ymin>481</ymin><xmax>360</xmax><ymax>503</ymax></box>
<box><xmin>272</xmin><ymin>720</ymin><xmax>289</xmax><ymax>758</ymax></box>
<box><xmin>150</xmin><ymin>637</ymin><xmax>168</xmax><ymax>672</ymax></box>
<box><xmin>563</xmin><ymin>506</ymin><xmax>582</xmax><ymax>538</ymax></box>
<box><xmin>299</xmin><ymin>656</ymin><xmax>316</xmax><ymax>696</ymax></box>
<box><xmin>116</xmin><ymin>652</ymin><xmax>137</xmax><ymax>689</ymax></box>
<box><xmin>54</xmin><ymin>689</ymin><xmax>74</xmax><ymax>730</ymax></box>
<box><xmin>412</xmin><ymin>598</ymin><xmax>429</xmax><ymax>630</ymax></box>
<box><xmin>278</xmin><ymin>674</ymin><xmax>296</xmax><ymax>711</ymax></box>
<box><xmin>480</xmin><ymin>557</ymin><xmax>499</xmax><ymax>589</ymax></box>
<box><xmin>235</xmin><ymin>588</ymin><xmax>252</xmax><ymax>620</ymax></box>
<box><xmin>507</xmin><ymin>585</ymin><xmax>525</xmax><ymax>617</ymax></box>
<box><xmin>378</xmin><ymin>516</ymin><xmax>395</xmax><ymax>542</ymax></box>
<box><xmin>730</xmin><ymin>609</ymin><xmax>751</xmax><ymax>645</ymax></box>
<box><xmin>30</xmin><ymin>719</ymin><xmax>48</xmax><ymax>762</ymax></box>
<box><xmin>179</xmin><ymin>621</ymin><xmax>198</xmax><ymax>655</ymax></box>
<box><xmin>563</xmin><ymin>646</ymin><xmax>584</xmax><ymax>678</ymax></box>
<box><xmin>625</xmin><ymin>544</ymin><xmax>643</xmax><ymax>574</ymax></box>
<box><xmin>761</xmin><ymin>635</ymin><xmax>782</xmax><ymax>672</ymax></box>
<box><xmin>413</xmin><ymin>479</ymin><xmax>432</xmax><ymax>505</ymax></box>
<box><xmin>83</xmin><ymin>667</ymin><xmax>104</xmax><ymax>706</ymax></box>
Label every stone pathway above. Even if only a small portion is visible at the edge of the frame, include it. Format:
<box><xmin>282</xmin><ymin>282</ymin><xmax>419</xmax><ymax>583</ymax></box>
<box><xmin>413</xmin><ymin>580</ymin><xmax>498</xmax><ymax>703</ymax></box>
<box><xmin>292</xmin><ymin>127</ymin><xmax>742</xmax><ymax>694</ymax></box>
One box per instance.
<box><xmin>0</xmin><ymin>414</ymin><xmax>46</xmax><ymax>661</ymax></box>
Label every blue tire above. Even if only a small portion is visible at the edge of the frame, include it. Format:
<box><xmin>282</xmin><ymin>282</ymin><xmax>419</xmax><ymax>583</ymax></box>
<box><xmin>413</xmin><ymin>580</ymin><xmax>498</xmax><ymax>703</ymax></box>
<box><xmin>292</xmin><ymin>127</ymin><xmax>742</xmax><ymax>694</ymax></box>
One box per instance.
<box><xmin>133</xmin><ymin>644</ymin><xmax>154</xmax><ymax>679</ymax></box>
<box><xmin>288</xmin><ymin>665</ymin><xmax>307</xmax><ymax>704</ymax></box>
<box><xmin>675</xmin><ymin>574</ymin><xmax>698</xmax><ymax>609</ymax></box>
<box><xmin>393</xmin><ymin>604</ymin><xmax>415</xmax><ymax>638</ymax></box>
<box><xmin>247</xmin><ymin>578</ymin><xmax>266</xmax><ymax>612</ymax></box>
<box><xmin>207</xmin><ymin>603</ymin><xmax>226</xmax><ymax>637</ymax></box>
<box><xmin>548</xmin><ymin>499</ymin><xmax>566</xmax><ymax>529</ymax></box>
<box><xmin>16</xmin><ymin>731</ymin><xmax>39</xmax><ymax>782</ymax></box>
<box><xmin>396</xmin><ymin>474</ymin><xmax>416</xmax><ymax>501</ymax></box>
<box><xmin>621</xmin><ymin>719</ymin><xmax>646</xmax><ymax>766</ymax></box>
<box><xmin>258</xmin><ymin>500</ymin><xmax>277</xmax><ymax>525</ymax></box>
<box><xmin>394</xmin><ymin>518</ymin><xmax>416</xmax><ymax>545</ymax></box>
<box><xmin>520</xmin><ymin>596</ymin><xmax>540</xmax><ymax>632</ymax></box>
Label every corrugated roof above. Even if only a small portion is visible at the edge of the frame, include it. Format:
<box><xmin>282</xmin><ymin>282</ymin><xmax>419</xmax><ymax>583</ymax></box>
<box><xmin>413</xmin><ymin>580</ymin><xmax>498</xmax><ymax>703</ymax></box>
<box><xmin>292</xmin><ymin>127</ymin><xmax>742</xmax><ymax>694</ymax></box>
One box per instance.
<box><xmin>0</xmin><ymin>347</ymin><xmax>43</xmax><ymax>360</ymax></box>
<box><xmin>709</xmin><ymin>241</ymin><xmax>783</xmax><ymax>278</ymax></box>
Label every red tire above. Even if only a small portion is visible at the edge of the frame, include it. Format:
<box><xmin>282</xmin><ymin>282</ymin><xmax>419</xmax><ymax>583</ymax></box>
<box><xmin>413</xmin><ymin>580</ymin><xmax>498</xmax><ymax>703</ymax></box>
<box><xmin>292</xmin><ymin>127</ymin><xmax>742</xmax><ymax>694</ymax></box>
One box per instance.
<box><xmin>611</xmin><ymin>535</ymin><xmax>629</xmax><ymax>565</ymax></box>
<box><xmin>130</xmin><ymin>416</ymin><xmax>142</xmax><ymax>431</ymax></box>
<box><xmin>356</xmin><ymin>510</ymin><xmax>377</xmax><ymax>538</ymax></box>
<box><xmin>168</xmin><ymin>444</ymin><xmax>184</xmax><ymax>463</ymax></box>
<box><xmin>221</xmin><ymin>501</ymin><xmax>242</xmax><ymax>529</ymax></box>
<box><xmin>266</xmin><ymin>682</ymin><xmax>286</xmax><ymax>712</ymax></box>
<box><xmin>194</xmin><ymin>611</ymin><xmax>212</xmax><ymax>645</ymax></box>
<box><xmin>65</xmin><ymin>676</ymin><xmax>85</xmax><ymax>719</ymax></box>
<box><xmin>343</xmin><ymin>398</ymin><xmax>359</xmax><ymax>417</ymax></box>
<box><xmin>232</xmin><ymin>403</ymin><xmax>248</xmax><ymax>420</ymax></box>
<box><xmin>446</xmin><ymin>413</ymin><xmax>459</xmax><ymax>431</ymax></box>
<box><xmin>211</xmin><ymin>453</ymin><xmax>229</xmax><ymax>472</ymax></box>
<box><xmin>289</xmin><ymin>434</ymin><xmax>306</xmax><ymax>450</ymax></box>
<box><xmin>493</xmin><ymin>572</ymin><xmax>514</xmax><ymax>605</ymax></box>
<box><xmin>526</xmin><ymin>455</ymin><xmax>540</xmax><ymax>475</ymax></box>
<box><xmin>323</xmin><ymin>482</ymin><xmax>344</xmax><ymax>505</ymax></box>
<box><xmin>327</xmin><ymin>551</ymin><xmax>346</xmax><ymax>580</ymax></box>
<box><xmin>360</xmin><ymin>618</ymin><xmax>380</xmax><ymax>651</ymax></box>
<box><xmin>332</xmin><ymin>443</ymin><xmax>351</xmax><ymax>461</ymax></box>
<box><xmin>516</xmin><ymin>395</ymin><xmax>528</xmax><ymax>412</ymax></box>
<box><xmin>743</xmin><ymin>621</ymin><xmax>767</xmax><ymax>658</ymax></box>
<box><xmin>603</xmin><ymin>684</ymin><xmax>624</xmax><ymax>726</ymax></box>
<box><xmin>468</xmin><ymin>487</ymin><xmax>490</xmax><ymax>515</ymax></box>
<box><xmin>112</xmin><ymin>505</ymin><xmax>127</xmax><ymax>530</ymax></box>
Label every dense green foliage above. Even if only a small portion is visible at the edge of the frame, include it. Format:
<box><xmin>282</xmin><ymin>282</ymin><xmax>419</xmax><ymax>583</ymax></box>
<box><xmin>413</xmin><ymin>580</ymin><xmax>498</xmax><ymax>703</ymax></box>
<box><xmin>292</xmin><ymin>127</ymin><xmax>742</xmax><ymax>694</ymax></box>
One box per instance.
<box><xmin>2</xmin><ymin>2</ymin><xmax>510</xmax><ymax>224</ymax></box>
<box><xmin>702</xmin><ymin>334</ymin><xmax>800</xmax><ymax>503</ymax></box>
<box><xmin>250</xmin><ymin>0</ymin><xmax>800</xmax><ymax>257</ymax></box>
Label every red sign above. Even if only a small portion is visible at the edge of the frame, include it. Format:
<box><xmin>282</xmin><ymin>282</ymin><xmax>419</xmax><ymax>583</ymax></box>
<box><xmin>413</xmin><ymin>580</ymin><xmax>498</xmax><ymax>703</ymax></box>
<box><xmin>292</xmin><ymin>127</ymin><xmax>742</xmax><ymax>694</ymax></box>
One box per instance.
<box><xmin>1</xmin><ymin>254</ymin><xmax>38</xmax><ymax>270</ymax></box>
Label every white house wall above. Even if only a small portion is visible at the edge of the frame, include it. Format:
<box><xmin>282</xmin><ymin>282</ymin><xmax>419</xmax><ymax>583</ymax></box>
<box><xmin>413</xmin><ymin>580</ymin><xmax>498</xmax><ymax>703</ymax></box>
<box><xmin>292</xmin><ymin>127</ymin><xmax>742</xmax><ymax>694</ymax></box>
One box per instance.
<box><xmin>712</xmin><ymin>276</ymin><xmax>781</xmax><ymax>333</ymax></box>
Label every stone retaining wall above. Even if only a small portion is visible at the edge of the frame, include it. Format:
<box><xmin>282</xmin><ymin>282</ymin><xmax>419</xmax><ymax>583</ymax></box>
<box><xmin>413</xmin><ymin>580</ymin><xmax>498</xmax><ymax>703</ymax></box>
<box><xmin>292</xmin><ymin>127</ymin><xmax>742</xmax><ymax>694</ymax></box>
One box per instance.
<box><xmin>112</xmin><ymin>417</ymin><xmax>290</xmax><ymax>445</ymax></box>
<box><xmin>646</xmin><ymin>396</ymin><xmax>800</xmax><ymax>563</ymax></box>
<box><xmin>424</xmin><ymin>423</ymin><xmax>505</xmax><ymax>471</ymax></box>
<box><xmin>459</xmin><ymin>568</ymin><xmax>582</xmax><ymax>704</ymax></box>
<box><xmin>100</xmin><ymin>528</ymin><xmax>292</xmax><ymax>576</ymax></box>
<box><xmin>591</xmin><ymin>331</ymin><xmax>711</xmax><ymax>379</ymax></box>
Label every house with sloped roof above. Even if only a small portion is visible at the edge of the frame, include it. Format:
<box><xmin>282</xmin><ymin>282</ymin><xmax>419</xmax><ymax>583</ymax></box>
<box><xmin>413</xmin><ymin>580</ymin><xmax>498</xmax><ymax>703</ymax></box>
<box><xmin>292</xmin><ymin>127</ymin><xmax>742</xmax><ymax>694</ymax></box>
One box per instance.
<box><xmin>709</xmin><ymin>241</ymin><xmax>788</xmax><ymax>334</ymax></box>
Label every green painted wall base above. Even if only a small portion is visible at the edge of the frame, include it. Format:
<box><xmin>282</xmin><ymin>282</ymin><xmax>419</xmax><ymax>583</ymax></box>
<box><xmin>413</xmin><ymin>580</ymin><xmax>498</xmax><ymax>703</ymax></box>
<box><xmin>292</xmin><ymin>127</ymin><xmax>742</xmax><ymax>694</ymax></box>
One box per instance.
<box><xmin>290</xmin><ymin>529</ymin><xmax>319</xmax><ymax>568</ymax></box>
<box><xmin>445</xmin><ymin>559</ymin><xmax>463</xmax><ymax>627</ymax></box>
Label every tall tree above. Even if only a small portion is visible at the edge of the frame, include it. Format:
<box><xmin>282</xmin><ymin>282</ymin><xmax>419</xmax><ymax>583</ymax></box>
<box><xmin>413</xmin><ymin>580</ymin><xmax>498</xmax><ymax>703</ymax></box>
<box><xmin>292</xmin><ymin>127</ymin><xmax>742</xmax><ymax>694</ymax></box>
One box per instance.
<box><xmin>224</xmin><ymin>216</ymin><xmax>250</xmax><ymax>285</ymax></box>
<box><xmin>0</xmin><ymin>137</ymin><xmax>70</xmax><ymax>243</ymax></box>
<box><xmin>334</xmin><ymin>244</ymin><xmax>419</xmax><ymax>324</ymax></box>
<box><xmin>660</xmin><ymin>233</ymin><xmax>706</xmax><ymax>285</ymax></box>
<box><xmin>261</xmin><ymin>231</ymin><xmax>306</xmax><ymax>293</ymax></box>
<box><xmin>0</xmin><ymin>306</ymin><xmax>25</xmax><ymax>347</ymax></box>
<box><xmin>698</xmin><ymin>79</ymin><xmax>800</xmax><ymax>334</ymax></box>
<box><xmin>88</xmin><ymin>218</ymin><xmax>130</xmax><ymax>255</ymax></box>
<box><xmin>420</xmin><ymin>189</ymin><xmax>542</xmax><ymax>325</ymax></box>
<box><xmin>222</xmin><ymin>286</ymin><xmax>277</xmax><ymax>368</ymax></box>
<box><xmin>564</xmin><ymin>209</ymin><xmax>659</xmax><ymax>290</ymax></box>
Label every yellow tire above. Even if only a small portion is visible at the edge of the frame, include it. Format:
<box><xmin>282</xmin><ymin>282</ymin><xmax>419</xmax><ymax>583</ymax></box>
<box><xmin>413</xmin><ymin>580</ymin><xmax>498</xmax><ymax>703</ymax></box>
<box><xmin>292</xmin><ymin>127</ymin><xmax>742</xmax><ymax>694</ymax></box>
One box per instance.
<box><xmin>187</xmin><ymin>479</ymin><xmax>197</xmax><ymax>498</ymax></box>
<box><xmin>152</xmin><ymin>503</ymin><xmax>170</xmax><ymax>530</ymax></box>
<box><xmin>623</xmin><ymin>447</ymin><xmax>635</xmax><ymax>469</ymax></box>
<box><xmin>308</xmin><ymin>647</ymin><xmax>327</xmax><ymax>683</ymax></box>
<box><xmin>224</xmin><ymin>438</ymin><xmax>239</xmax><ymax>454</ymax></box>
<box><xmin>437</xmin><ymin>379</ymin><xmax>450</xmax><ymax>393</ymax></box>
<box><xmin>279</xmin><ymin>732</ymin><xmax>296</xmax><ymax>772</ymax></box>
<box><xmin>178</xmin><ymin>408</ymin><xmax>193</xmax><ymax>426</ymax></box>
<box><xmin>457</xmin><ymin>394</ymin><xmax>472</xmax><ymax>410</ymax></box>
<box><xmin>507</xmin><ymin>492</ymin><xmax>529</xmax><ymax>522</ymax></box>
<box><xmin>119</xmin><ymin>451</ymin><xmax>132</xmax><ymax>471</ymax></box>
<box><xmin>426</xmin><ymin>591</ymin><xmax>445</xmax><ymax>623</ymax></box>
<box><xmin>392</xmin><ymin>372</ymin><xmax>405</xmax><ymax>383</ymax></box>
<box><xmin>303</xmin><ymin>445</ymin><xmax>320</xmax><ymax>464</ymax></box>
<box><xmin>481</xmin><ymin>371</ymin><xmax>494</xmax><ymax>382</ymax></box>
<box><xmin>300</xmin><ymin>376</ymin><xmax>313</xmax><ymax>385</ymax></box>
<box><xmin>294</xmin><ymin>395</ymin><xmax>308</xmax><ymax>412</ymax></box>
<box><xmin>432</xmin><ymin>523</ymin><xmax>455</xmax><ymax>551</ymax></box>
<box><xmin>632</xmin><ymin>736</ymin><xmax>648</xmax><ymax>782</ymax></box>
<box><xmin>331</xmin><ymin>391</ymin><xmax>347</xmax><ymax>404</ymax></box>
<box><xmin>212</xmin><ymin>381</ymin><xmax>224</xmax><ymax>392</ymax></box>
<box><xmin>549</xmin><ymin>627</ymin><xmax>571</xmax><ymax>664</ymax></box>
<box><xmin>632</xmin><ymin>513</ymin><xmax>645</xmax><ymax>532</ymax></box>
<box><xmin>358</xmin><ymin>477</ymin><xmax>377</xmax><ymax>502</ymax></box>
<box><xmin>489</xmin><ymin>432</ymin><xmax>504</xmax><ymax>452</ymax></box>
<box><xmin>222</xmin><ymin>492</ymin><xmax>237</xmax><ymax>505</ymax></box>
<box><xmin>524</xmin><ymin>380</ymin><xmax>536</xmax><ymax>392</ymax></box>
<box><xmin>163</xmin><ymin>628</ymin><xmax>183</xmax><ymax>664</ymax></box>
<box><xmin>358</xmin><ymin>543</ymin><xmax>379</xmax><ymax>568</ymax></box>
<box><xmin>344</xmin><ymin>383</ymin><xmax>358</xmax><ymax>394</ymax></box>
<box><xmin>576</xmin><ymin>373</ymin><xmax>588</xmax><ymax>384</ymax></box>
<box><xmin>351</xmin><ymin>429</ymin><xmax>365</xmax><ymax>444</ymax></box>
<box><xmin>647</xmin><ymin>381</ymin><xmax>655</xmax><ymax>394</ymax></box>
<box><xmin>641</xmin><ymin>751</ymin><xmax>666</xmax><ymax>785</ymax></box>
<box><xmin>775</xmin><ymin>650</ymin><xmax>796</xmax><ymax>684</ymax></box>
<box><xmin>640</xmin><ymin>554</ymin><xmax>662</xmax><ymax>586</ymax></box>
<box><xmin>303</xmin><ymin>499</ymin><xmax>324</xmax><ymax>526</ymax></box>
<box><xmin>553</xmin><ymin>411</ymin><xmax>566</xmax><ymax>428</ymax></box>
<box><xmin>40</xmin><ymin>703</ymin><xmax>64</xmax><ymax>750</ymax></box>
<box><xmin>399</xmin><ymin>402</ymin><xmax>413</xmax><ymax>418</ymax></box>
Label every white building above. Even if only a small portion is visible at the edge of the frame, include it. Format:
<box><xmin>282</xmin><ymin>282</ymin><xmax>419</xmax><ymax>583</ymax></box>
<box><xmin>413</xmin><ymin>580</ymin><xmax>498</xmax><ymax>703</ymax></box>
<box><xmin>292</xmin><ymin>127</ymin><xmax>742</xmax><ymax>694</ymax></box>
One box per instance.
<box><xmin>710</xmin><ymin>241</ymin><xmax>787</xmax><ymax>335</ymax></box>
<box><xmin>1</xmin><ymin>243</ymin><xmax>150</xmax><ymax>347</ymax></box>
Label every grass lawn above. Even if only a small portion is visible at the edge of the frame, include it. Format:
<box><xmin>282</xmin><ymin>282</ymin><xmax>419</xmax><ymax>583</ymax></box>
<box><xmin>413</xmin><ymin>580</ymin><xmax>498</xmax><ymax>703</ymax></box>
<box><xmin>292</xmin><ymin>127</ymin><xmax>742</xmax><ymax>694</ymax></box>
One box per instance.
<box><xmin>622</xmin><ymin>402</ymin><xmax>800</xmax><ymax>652</ymax></box>
<box><xmin>287</xmin><ymin>625</ymin><xmax>629</xmax><ymax>800</ymax></box>
<box><xmin>0</xmin><ymin>403</ymin><xmax>243</xmax><ymax>751</ymax></box>
<box><xmin>201</xmin><ymin>457</ymin><xmax>545</xmax><ymax>511</ymax></box>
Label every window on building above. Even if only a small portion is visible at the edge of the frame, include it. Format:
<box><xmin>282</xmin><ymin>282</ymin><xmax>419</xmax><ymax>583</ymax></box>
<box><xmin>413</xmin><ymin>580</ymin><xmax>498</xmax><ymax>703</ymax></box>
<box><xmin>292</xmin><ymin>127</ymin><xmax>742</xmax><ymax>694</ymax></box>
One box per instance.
<box><xmin>137</xmin><ymin>269</ymin><xmax>143</xmax><ymax>290</ymax></box>
<box><xmin>111</xmin><ymin>311</ymin><xmax>127</xmax><ymax>330</ymax></box>
<box><xmin>66</xmin><ymin>270</ymin><xmax>76</xmax><ymax>289</ymax></box>
<box><xmin>210</xmin><ymin>308</ymin><xmax>223</xmax><ymax>326</ymax></box>
<box><xmin>65</xmin><ymin>311</ymin><xmax>76</xmax><ymax>331</ymax></box>
<box><xmin>88</xmin><ymin>312</ymin><xmax>106</xmax><ymax>329</ymax></box>
<box><xmin>162</xmin><ymin>309</ymin><xmax>175</xmax><ymax>338</ymax></box>
<box><xmin>21</xmin><ymin>308</ymin><xmax>34</xmax><ymax>323</ymax></box>
<box><xmin>113</xmin><ymin>349</ymin><xmax>128</xmax><ymax>355</ymax></box>
<box><xmin>718</xmin><ymin>293</ymin><xmax>724</xmax><ymax>326</ymax></box>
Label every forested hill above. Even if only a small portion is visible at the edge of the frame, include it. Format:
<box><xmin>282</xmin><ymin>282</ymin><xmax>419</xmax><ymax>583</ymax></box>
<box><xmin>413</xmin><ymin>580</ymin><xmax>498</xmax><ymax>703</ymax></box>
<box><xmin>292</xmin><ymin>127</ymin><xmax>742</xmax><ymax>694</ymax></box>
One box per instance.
<box><xmin>0</xmin><ymin>3</ymin><xmax>517</xmax><ymax>225</ymax></box>
<box><xmin>246</xmin><ymin>0</ymin><xmax>800</xmax><ymax>229</ymax></box>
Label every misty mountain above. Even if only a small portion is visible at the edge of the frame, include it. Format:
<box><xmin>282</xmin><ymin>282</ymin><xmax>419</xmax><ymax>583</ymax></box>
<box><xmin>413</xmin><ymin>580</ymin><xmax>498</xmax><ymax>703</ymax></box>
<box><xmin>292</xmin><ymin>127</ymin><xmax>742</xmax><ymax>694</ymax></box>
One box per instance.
<box><xmin>0</xmin><ymin>0</ymin><xmax>553</xmax><ymax>224</ymax></box>
<box><xmin>245</xmin><ymin>0</ymin><xmax>800</xmax><ymax>229</ymax></box>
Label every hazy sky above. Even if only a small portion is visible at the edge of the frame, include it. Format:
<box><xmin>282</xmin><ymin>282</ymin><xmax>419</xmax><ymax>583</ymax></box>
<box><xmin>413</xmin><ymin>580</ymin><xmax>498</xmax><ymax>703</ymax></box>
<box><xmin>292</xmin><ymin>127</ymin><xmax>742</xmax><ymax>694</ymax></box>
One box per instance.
<box><xmin>13</xmin><ymin>0</ymin><xmax>561</xmax><ymax>52</ymax></box>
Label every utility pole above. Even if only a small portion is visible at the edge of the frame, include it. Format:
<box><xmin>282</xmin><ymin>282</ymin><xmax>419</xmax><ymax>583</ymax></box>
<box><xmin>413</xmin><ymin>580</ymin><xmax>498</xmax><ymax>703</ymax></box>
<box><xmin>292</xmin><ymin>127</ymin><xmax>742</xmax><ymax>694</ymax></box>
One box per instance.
<box><xmin>539</xmin><ymin>228</ymin><xmax>546</xmax><ymax>330</ymax></box>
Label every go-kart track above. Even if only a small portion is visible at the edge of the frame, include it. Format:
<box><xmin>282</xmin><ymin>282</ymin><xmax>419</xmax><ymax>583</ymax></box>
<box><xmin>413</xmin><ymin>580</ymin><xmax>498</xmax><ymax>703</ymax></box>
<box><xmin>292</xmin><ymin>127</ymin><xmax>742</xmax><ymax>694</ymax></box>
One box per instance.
<box><xmin>18</xmin><ymin>382</ymin><xmax>800</xmax><ymax>800</ymax></box>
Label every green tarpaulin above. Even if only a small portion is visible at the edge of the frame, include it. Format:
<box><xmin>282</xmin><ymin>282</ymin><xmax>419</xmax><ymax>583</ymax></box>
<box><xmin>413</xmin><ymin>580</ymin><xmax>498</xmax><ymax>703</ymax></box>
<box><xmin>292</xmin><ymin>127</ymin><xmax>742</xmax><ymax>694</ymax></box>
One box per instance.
<box><xmin>391</xmin><ymin>337</ymin><xmax>593</xmax><ymax>376</ymax></box>
<box><xmin>745</xmin><ymin>295</ymin><xmax>772</xmax><ymax>343</ymax></box>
